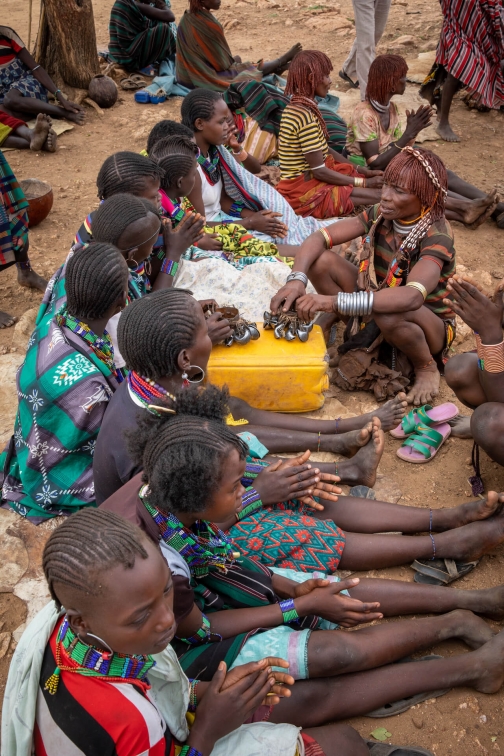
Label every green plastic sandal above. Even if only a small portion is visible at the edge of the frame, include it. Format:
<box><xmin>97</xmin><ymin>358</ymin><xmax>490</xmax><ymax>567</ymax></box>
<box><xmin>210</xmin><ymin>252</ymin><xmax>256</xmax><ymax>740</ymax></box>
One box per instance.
<box><xmin>396</xmin><ymin>422</ymin><xmax>451</xmax><ymax>464</ymax></box>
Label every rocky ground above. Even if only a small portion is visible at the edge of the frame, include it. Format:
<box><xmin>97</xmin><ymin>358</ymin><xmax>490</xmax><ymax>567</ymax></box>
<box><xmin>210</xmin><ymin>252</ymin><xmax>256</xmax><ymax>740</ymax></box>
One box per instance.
<box><xmin>1</xmin><ymin>0</ymin><xmax>504</xmax><ymax>753</ymax></box>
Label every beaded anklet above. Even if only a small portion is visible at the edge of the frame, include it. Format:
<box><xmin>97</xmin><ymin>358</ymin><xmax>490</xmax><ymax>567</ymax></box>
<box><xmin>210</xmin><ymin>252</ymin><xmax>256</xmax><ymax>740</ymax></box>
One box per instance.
<box><xmin>278</xmin><ymin>598</ymin><xmax>299</xmax><ymax>624</ymax></box>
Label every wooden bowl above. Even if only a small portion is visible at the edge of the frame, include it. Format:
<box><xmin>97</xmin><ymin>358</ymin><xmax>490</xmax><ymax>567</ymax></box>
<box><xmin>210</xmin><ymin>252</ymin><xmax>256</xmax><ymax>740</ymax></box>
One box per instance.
<box><xmin>19</xmin><ymin>178</ymin><xmax>53</xmax><ymax>227</ymax></box>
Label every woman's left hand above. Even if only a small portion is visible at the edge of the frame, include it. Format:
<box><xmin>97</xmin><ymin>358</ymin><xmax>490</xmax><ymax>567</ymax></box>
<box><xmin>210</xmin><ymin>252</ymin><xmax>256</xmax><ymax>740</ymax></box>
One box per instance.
<box><xmin>56</xmin><ymin>93</ymin><xmax>84</xmax><ymax>114</ymax></box>
<box><xmin>295</xmin><ymin>293</ymin><xmax>334</xmax><ymax>321</ymax></box>
<box><xmin>445</xmin><ymin>274</ymin><xmax>503</xmax><ymax>340</ymax></box>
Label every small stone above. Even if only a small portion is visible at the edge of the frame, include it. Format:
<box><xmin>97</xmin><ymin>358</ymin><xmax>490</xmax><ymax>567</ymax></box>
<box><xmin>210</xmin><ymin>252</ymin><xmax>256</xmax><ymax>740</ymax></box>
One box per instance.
<box><xmin>285</xmin><ymin>17</ymin><xmax>293</xmax><ymax>25</ymax></box>
<box><xmin>480</xmin><ymin>715</ymin><xmax>488</xmax><ymax>724</ymax></box>
<box><xmin>394</xmin><ymin>34</ymin><xmax>416</xmax><ymax>45</ymax></box>
<box><xmin>224</xmin><ymin>18</ymin><xmax>240</xmax><ymax>30</ymax></box>
<box><xmin>412</xmin><ymin>716</ymin><xmax>424</xmax><ymax>729</ymax></box>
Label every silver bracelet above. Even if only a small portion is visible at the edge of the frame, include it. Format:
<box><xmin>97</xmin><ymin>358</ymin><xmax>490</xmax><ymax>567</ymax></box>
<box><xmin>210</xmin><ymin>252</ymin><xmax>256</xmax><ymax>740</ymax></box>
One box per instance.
<box><xmin>336</xmin><ymin>291</ymin><xmax>374</xmax><ymax>317</ymax></box>
<box><xmin>286</xmin><ymin>271</ymin><xmax>308</xmax><ymax>287</ymax></box>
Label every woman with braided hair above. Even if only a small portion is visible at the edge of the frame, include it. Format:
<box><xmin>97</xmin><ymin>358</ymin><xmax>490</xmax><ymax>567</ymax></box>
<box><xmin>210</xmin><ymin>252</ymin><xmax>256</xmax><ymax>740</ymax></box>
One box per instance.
<box><xmin>276</xmin><ymin>50</ymin><xmax>385</xmax><ymax>219</ymax></box>
<box><xmin>0</xmin><ymin>244</ymin><xmax>129</xmax><ymax>522</ymax></box>
<box><xmin>346</xmin><ymin>54</ymin><xmax>503</xmax><ymax>229</ymax></box>
<box><xmin>271</xmin><ymin>147</ymin><xmax>457</xmax><ymax>417</ymax></box>
<box><xmin>176</xmin><ymin>0</ymin><xmax>301</xmax><ymax>91</ymax></box>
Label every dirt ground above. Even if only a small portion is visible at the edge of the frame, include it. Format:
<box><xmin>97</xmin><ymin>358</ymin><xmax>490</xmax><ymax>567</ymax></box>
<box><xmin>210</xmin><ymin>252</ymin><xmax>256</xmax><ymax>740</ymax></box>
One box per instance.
<box><xmin>1</xmin><ymin>0</ymin><xmax>504</xmax><ymax>753</ymax></box>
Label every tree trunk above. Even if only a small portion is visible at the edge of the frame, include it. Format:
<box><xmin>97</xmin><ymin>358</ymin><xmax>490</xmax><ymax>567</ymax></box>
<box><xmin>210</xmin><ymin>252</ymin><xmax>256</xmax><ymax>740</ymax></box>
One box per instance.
<box><xmin>34</xmin><ymin>0</ymin><xmax>100</xmax><ymax>90</ymax></box>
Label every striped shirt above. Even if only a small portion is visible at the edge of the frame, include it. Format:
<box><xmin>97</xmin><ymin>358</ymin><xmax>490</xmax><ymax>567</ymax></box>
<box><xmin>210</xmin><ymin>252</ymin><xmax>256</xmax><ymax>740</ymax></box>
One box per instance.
<box><xmin>358</xmin><ymin>204</ymin><xmax>456</xmax><ymax>318</ymax></box>
<box><xmin>278</xmin><ymin>106</ymin><xmax>328</xmax><ymax>180</ymax></box>
<box><xmin>35</xmin><ymin>619</ymin><xmax>172</xmax><ymax>756</ymax></box>
<box><xmin>0</xmin><ymin>26</ymin><xmax>24</xmax><ymax>71</ymax></box>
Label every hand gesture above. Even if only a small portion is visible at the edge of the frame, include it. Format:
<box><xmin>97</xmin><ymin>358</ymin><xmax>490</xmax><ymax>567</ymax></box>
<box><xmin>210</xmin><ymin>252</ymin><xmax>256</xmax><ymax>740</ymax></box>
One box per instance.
<box><xmin>444</xmin><ymin>274</ymin><xmax>503</xmax><ymax>340</ymax></box>
<box><xmin>270</xmin><ymin>280</ymin><xmax>306</xmax><ymax>314</ymax></box>
<box><xmin>197</xmin><ymin>232</ymin><xmax>224</xmax><ymax>251</ymax></box>
<box><xmin>206</xmin><ymin>311</ymin><xmax>233</xmax><ymax>345</ymax></box>
<box><xmin>226</xmin><ymin>125</ymin><xmax>241</xmax><ymax>153</ymax></box>
<box><xmin>254</xmin><ymin>451</ymin><xmax>341</xmax><ymax>508</ymax></box>
<box><xmin>405</xmin><ymin>105</ymin><xmax>433</xmax><ymax>138</ymax></box>
<box><xmin>221</xmin><ymin>657</ymin><xmax>294</xmax><ymax>703</ymax></box>
<box><xmin>247</xmin><ymin>209</ymin><xmax>288</xmax><ymax>238</ymax></box>
<box><xmin>295</xmin><ymin>293</ymin><xmax>334</xmax><ymax>321</ymax></box>
<box><xmin>364</xmin><ymin>175</ymin><xmax>384</xmax><ymax>189</ymax></box>
<box><xmin>296</xmin><ymin>578</ymin><xmax>383</xmax><ymax>628</ymax></box>
<box><xmin>162</xmin><ymin>213</ymin><xmax>205</xmax><ymax>261</ymax></box>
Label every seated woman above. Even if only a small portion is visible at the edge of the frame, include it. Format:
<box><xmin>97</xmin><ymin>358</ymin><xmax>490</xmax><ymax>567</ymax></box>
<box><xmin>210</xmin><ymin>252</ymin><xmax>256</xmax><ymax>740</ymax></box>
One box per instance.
<box><xmin>275</xmin><ymin>50</ymin><xmax>384</xmax><ymax>220</ymax></box>
<box><xmin>101</xmin><ymin>405</ymin><xmax>504</xmax><ymax>716</ymax></box>
<box><xmin>181</xmin><ymin>87</ymin><xmax>339</xmax><ymax>246</ymax></box>
<box><xmin>271</xmin><ymin>147</ymin><xmax>456</xmax><ymax>409</ymax></box>
<box><xmin>0</xmin><ymin>25</ymin><xmax>84</xmax><ymax>125</ymax></box>
<box><xmin>0</xmin><ymin>243</ymin><xmax>128</xmax><ymax>522</ymax></box>
<box><xmin>109</xmin><ymin>0</ymin><xmax>177</xmax><ymax>75</ymax></box>
<box><xmin>176</xmin><ymin>0</ymin><xmax>301</xmax><ymax>91</ymax></box>
<box><xmin>445</xmin><ymin>275</ymin><xmax>504</xmax><ymax>479</ymax></box>
<box><xmin>4</xmin><ymin>507</ymin><xmax>407</xmax><ymax>756</ymax></box>
<box><xmin>346</xmin><ymin>54</ymin><xmax>503</xmax><ymax>228</ymax></box>
<box><xmin>0</xmin><ymin>111</ymin><xmax>57</xmax><ymax>151</ymax></box>
<box><xmin>0</xmin><ymin>152</ymin><xmax>47</xmax><ymax>328</ymax></box>
<box><xmin>420</xmin><ymin>0</ymin><xmax>504</xmax><ymax>144</ymax></box>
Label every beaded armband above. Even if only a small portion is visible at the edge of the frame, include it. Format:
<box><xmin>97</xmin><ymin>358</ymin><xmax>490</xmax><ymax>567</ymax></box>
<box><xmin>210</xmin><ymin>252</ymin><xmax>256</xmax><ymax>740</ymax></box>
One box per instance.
<box><xmin>229</xmin><ymin>201</ymin><xmax>246</xmax><ymax>218</ymax></box>
<box><xmin>188</xmin><ymin>679</ymin><xmax>200</xmax><ymax>712</ymax></box>
<box><xmin>161</xmin><ymin>258</ymin><xmax>179</xmax><ymax>277</ymax></box>
<box><xmin>179</xmin><ymin>746</ymin><xmax>204</xmax><ymax>756</ymax></box>
<box><xmin>278</xmin><ymin>598</ymin><xmax>300</xmax><ymax>624</ymax></box>
<box><xmin>242</xmin><ymin>459</ymin><xmax>269</xmax><ymax>482</ymax></box>
<box><xmin>178</xmin><ymin>614</ymin><xmax>222</xmax><ymax>645</ymax></box>
<box><xmin>475</xmin><ymin>333</ymin><xmax>504</xmax><ymax>373</ymax></box>
<box><xmin>236</xmin><ymin>488</ymin><xmax>263</xmax><ymax>521</ymax></box>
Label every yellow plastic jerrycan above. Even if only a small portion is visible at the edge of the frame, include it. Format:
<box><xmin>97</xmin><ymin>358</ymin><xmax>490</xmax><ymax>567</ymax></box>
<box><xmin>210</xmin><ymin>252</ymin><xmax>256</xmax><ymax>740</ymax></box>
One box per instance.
<box><xmin>207</xmin><ymin>323</ymin><xmax>329</xmax><ymax>412</ymax></box>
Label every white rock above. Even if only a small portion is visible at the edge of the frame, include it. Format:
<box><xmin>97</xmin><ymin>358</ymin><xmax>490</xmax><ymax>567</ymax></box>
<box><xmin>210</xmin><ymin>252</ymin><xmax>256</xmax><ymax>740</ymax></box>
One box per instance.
<box><xmin>11</xmin><ymin>307</ymin><xmax>38</xmax><ymax>354</ymax></box>
<box><xmin>0</xmin><ymin>509</ymin><xmax>29</xmax><ymax>592</ymax></box>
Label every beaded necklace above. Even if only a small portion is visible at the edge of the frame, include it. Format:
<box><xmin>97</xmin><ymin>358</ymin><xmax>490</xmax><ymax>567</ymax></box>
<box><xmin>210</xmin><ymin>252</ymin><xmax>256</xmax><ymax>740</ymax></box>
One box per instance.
<box><xmin>128</xmin><ymin>371</ymin><xmax>177</xmax><ymax>416</ymax></box>
<box><xmin>197</xmin><ymin>146</ymin><xmax>221</xmax><ymax>186</ymax></box>
<box><xmin>44</xmin><ymin>616</ymin><xmax>155</xmax><ymax>695</ymax></box>
<box><xmin>55</xmin><ymin>305</ymin><xmax>123</xmax><ymax>381</ymax></box>
<box><xmin>139</xmin><ymin>486</ymin><xmax>239</xmax><ymax>578</ymax></box>
<box><xmin>159</xmin><ymin>189</ymin><xmax>186</xmax><ymax>228</ymax></box>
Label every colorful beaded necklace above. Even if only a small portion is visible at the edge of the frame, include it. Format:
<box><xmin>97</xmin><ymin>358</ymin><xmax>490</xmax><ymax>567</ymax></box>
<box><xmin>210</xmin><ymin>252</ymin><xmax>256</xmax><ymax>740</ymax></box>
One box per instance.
<box><xmin>139</xmin><ymin>486</ymin><xmax>239</xmax><ymax>578</ymax></box>
<box><xmin>128</xmin><ymin>371</ymin><xmax>177</xmax><ymax>416</ymax></box>
<box><xmin>55</xmin><ymin>305</ymin><xmax>123</xmax><ymax>381</ymax></box>
<box><xmin>159</xmin><ymin>189</ymin><xmax>186</xmax><ymax>228</ymax></box>
<box><xmin>197</xmin><ymin>146</ymin><xmax>221</xmax><ymax>186</ymax></box>
<box><xmin>44</xmin><ymin>616</ymin><xmax>155</xmax><ymax>695</ymax></box>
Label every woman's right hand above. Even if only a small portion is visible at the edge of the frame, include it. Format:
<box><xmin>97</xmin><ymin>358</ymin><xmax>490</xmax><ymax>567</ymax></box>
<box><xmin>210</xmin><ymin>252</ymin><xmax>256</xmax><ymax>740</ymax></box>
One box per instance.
<box><xmin>295</xmin><ymin>579</ymin><xmax>383</xmax><ymax>628</ymax></box>
<box><xmin>270</xmin><ymin>280</ymin><xmax>306</xmax><ymax>314</ymax></box>
<box><xmin>254</xmin><ymin>452</ymin><xmax>339</xmax><ymax>506</ymax></box>
<box><xmin>363</xmin><ymin>175</ymin><xmax>384</xmax><ymax>189</ymax></box>
<box><xmin>404</xmin><ymin>105</ymin><xmax>434</xmax><ymax>139</ymax></box>
<box><xmin>187</xmin><ymin>661</ymin><xmax>276</xmax><ymax>755</ymax></box>
<box><xmin>245</xmin><ymin>209</ymin><xmax>288</xmax><ymax>238</ymax></box>
<box><xmin>197</xmin><ymin>232</ymin><xmax>223</xmax><ymax>251</ymax></box>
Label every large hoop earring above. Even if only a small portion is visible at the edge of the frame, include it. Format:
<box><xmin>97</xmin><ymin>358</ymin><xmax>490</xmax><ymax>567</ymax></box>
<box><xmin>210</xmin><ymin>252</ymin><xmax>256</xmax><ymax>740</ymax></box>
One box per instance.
<box><xmin>79</xmin><ymin>631</ymin><xmax>114</xmax><ymax>653</ymax></box>
<box><xmin>127</xmin><ymin>257</ymin><xmax>139</xmax><ymax>269</ymax></box>
<box><xmin>181</xmin><ymin>364</ymin><xmax>205</xmax><ymax>384</ymax></box>
<box><xmin>144</xmin><ymin>258</ymin><xmax>152</xmax><ymax>276</ymax></box>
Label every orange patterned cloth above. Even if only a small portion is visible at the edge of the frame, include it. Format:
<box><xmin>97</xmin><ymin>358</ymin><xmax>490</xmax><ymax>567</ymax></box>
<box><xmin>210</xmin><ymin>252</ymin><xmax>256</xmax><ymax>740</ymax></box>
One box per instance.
<box><xmin>276</xmin><ymin>154</ymin><xmax>358</xmax><ymax>218</ymax></box>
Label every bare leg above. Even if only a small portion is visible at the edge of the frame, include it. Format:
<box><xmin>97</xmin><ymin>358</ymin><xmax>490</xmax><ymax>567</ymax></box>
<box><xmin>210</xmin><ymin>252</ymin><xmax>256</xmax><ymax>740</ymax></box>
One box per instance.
<box><xmin>445</xmin><ymin>188</ymin><xmax>499</xmax><ymax>227</ymax></box>
<box><xmin>373</xmin><ymin>306</ymin><xmax>445</xmax><ymax>405</ymax></box>
<box><xmin>269</xmin><ymin>628</ymin><xmax>504</xmax><ymax>725</ymax></box>
<box><xmin>303</xmin><ymin>724</ymin><xmax>368</xmax><ymax>756</ymax></box>
<box><xmin>436</xmin><ymin>72</ymin><xmax>461</xmax><ymax>142</ymax></box>
<box><xmin>2</xmin><ymin>89</ymin><xmax>85</xmax><ymax>125</ymax></box>
<box><xmin>259</xmin><ymin>44</ymin><xmax>303</xmax><ymax>76</ymax></box>
<box><xmin>445</xmin><ymin>352</ymin><xmax>484</xmax><ymax>408</ymax></box>
<box><xmin>243</xmin><ymin>423</ymin><xmax>373</xmax><ymax>456</ymax></box>
<box><xmin>472</xmin><ymin>402</ymin><xmax>504</xmax><ymax>466</ymax></box>
<box><xmin>308</xmin><ymin>249</ymin><xmax>358</xmax><ymax>295</ymax></box>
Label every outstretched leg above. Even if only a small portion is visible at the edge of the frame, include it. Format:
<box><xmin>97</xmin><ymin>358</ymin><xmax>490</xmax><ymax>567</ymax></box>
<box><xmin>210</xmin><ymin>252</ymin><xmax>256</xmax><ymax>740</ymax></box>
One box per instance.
<box><xmin>436</xmin><ymin>72</ymin><xmax>462</xmax><ymax>142</ymax></box>
<box><xmin>2</xmin><ymin>88</ymin><xmax>85</xmax><ymax>125</ymax></box>
<box><xmin>303</xmin><ymin>724</ymin><xmax>368</xmax><ymax>756</ymax></box>
<box><xmin>471</xmin><ymin>402</ymin><xmax>504</xmax><ymax>466</ymax></box>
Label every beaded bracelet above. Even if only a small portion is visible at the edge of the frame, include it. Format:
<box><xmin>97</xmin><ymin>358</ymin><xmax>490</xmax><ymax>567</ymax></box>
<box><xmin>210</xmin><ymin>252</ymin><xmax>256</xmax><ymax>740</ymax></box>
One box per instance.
<box><xmin>236</xmin><ymin>487</ymin><xmax>263</xmax><ymax>521</ymax></box>
<box><xmin>179</xmin><ymin>614</ymin><xmax>222</xmax><ymax>645</ymax></box>
<box><xmin>232</xmin><ymin>149</ymin><xmax>248</xmax><ymax>162</ymax></box>
<box><xmin>161</xmin><ymin>258</ymin><xmax>179</xmax><ymax>277</ymax></box>
<box><xmin>229</xmin><ymin>201</ymin><xmax>246</xmax><ymax>218</ymax></box>
<box><xmin>188</xmin><ymin>679</ymin><xmax>200</xmax><ymax>712</ymax></box>
<box><xmin>179</xmin><ymin>746</ymin><xmax>204</xmax><ymax>756</ymax></box>
<box><xmin>475</xmin><ymin>333</ymin><xmax>504</xmax><ymax>373</ymax></box>
<box><xmin>278</xmin><ymin>598</ymin><xmax>299</xmax><ymax>624</ymax></box>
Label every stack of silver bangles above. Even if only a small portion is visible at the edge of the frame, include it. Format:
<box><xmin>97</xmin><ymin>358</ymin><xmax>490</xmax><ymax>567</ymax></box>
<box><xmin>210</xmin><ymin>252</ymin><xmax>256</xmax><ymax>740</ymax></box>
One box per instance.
<box><xmin>286</xmin><ymin>271</ymin><xmax>308</xmax><ymax>287</ymax></box>
<box><xmin>336</xmin><ymin>291</ymin><xmax>374</xmax><ymax>317</ymax></box>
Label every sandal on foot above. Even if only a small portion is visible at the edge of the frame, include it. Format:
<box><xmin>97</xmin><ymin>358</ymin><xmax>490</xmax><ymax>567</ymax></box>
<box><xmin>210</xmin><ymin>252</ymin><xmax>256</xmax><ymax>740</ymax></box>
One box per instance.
<box><xmin>365</xmin><ymin>655</ymin><xmax>450</xmax><ymax>717</ymax></box>
<box><xmin>390</xmin><ymin>402</ymin><xmax>458</xmax><ymax>439</ymax></box>
<box><xmin>349</xmin><ymin>485</ymin><xmax>376</xmax><ymax>499</ymax></box>
<box><xmin>338</xmin><ymin>69</ymin><xmax>359</xmax><ymax>88</ymax></box>
<box><xmin>396</xmin><ymin>423</ymin><xmax>451</xmax><ymax>463</ymax></box>
<box><xmin>365</xmin><ymin>740</ymin><xmax>435</xmax><ymax>756</ymax></box>
<box><xmin>411</xmin><ymin>557</ymin><xmax>479</xmax><ymax>585</ymax></box>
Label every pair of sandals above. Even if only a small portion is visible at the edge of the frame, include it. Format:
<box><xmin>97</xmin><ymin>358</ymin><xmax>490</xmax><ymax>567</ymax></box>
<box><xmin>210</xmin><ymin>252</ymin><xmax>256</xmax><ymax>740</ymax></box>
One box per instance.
<box><xmin>390</xmin><ymin>402</ymin><xmax>458</xmax><ymax>464</ymax></box>
<box><xmin>120</xmin><ymin>74</ymin><xmax>147</xmax><ymax>91</ymax></box>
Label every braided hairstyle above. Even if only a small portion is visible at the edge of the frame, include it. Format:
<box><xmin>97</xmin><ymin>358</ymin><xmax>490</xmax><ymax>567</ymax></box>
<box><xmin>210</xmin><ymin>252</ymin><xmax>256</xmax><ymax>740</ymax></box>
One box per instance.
<box><xmin>189</xmin><ymin>0</ymin><xmax>205</xmax><ymax>12</ymax></box>
<box><xmin>96</xmin><ymin>152</ymin><xmax>165</xmax><ymax>200</ymax></box>
<box><xmin>384</xmin><ymin>146</ymin><xmax>448</xmax><ymax>223</ymax></box>
<box><xmin>43</xmin><ymin>509</ymin><xmax>149</xmax><ymax>607</ymax></box>
<box><xmin>147</xmin><ymin>120</ymin><xmax>194</xmax><ymax>156</ymax></box>
<box><xmin>92</xmin><ymin>194</ymin><xmax>158</xmax><ymax>247</ymax></box>
<box><xmin>66</xmin><ymin>243</ymin><xmax>129</xmax><ymax>320</ymax></box>
<box><xmin>366</xmin><ymin>54</ymin><xmax>408</xmax><ymax>103</ymax></box>
<box><xmin>181</xmin><ymin>88</ymin><xmax>223</xmax><ymax>131</ymax></box>
<box><xmin>284</xmin><ymin>50</ymin><xmax>333</xmax><ymax>99</ymax></box>
<box><xmin>118</xmin><ymin>289</ymin><xmax>201</xmax><ymax>380</ymax></box>
<box><xmin>127</xmin><ymin>384</ymin><xmax>248</xmax><ymax>514</ymax></box>
<box><xmin>150</xmin><ymin>135</ymin><xmax>199</xmax><ymax>191</ymax></box>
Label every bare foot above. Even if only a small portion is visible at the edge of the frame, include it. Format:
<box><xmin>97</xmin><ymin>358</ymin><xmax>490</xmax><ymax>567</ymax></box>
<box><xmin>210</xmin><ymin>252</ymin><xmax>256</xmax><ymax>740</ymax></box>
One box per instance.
<box><xmin>439</xmin><ymin>491</ymin><xmax>504</xmax><ymax>530</ymax></box>
<box><xmin>440</xmin><ymin>609</ymin><xmax>496</xmax><ymax>650</ymax></box>
<box><xmin>42</xmin><ymin>128</ymin><xmax>58</xmax><ymax>153</ymax></box>
<box><xmin>330</xmin><ymin>423</ymin><xmax>371</xmax><ymax>457</ymax></box>
<box><xmin>468</xmin><ymin>190</ymin><xmax>500</xmax><ymax>230</ymax></box>
<box><xmin>0</xmin><ymin>311</ymin><xmax>18</xmax><ymax>328</ymax></box>
<box><xmin>448</xmin><ymin>414</ymin><xmax>472</xmax><ymax>439</ymax></box>
<box><xmin>274</xmin><ymin>42</ymin><xmax>303</xmax><ymax>73</ymax></box>
<box><xmin>471</xmin><ymin>585</ymin><xmax>504</xmax><ymax>621</ymax></box>
<box><xmin>17</xmin><ymin>266</ymin><xmax>48</xmax><ymax>293</ymax></box>
<box><xmin>471</xmin><ymin>630</ymin><xmax>504</xmax><ymax>693</ymax></box>
<box><xmin>406</xmin><ymin>363</ymin><xmax>440</xmax><ymax>405</ymax></box>
<box><xmin>436</xmin><ymin>508</ymin><xmax>504</xmax><ymax>563</ymax></box>
<box><xmin>337</xmin><ymin>416</ymin><xmax>384</xmax><ymax>486</ymax></box>
<box><xmin>461</xmin><ymin>188</ymin><xmax>498</xmax><ymax>226</ymax></box>
<box><xmin>360</xmin><ymin>392</ymin><xmax>408</xmax><ymax>432</ymax></box>
<box><xmin>29</xmin><ymin>113</ymin><xmax>51</xmax><ymax>151</ymax></box>
<box><xmin>436</xmin><ymin>121</ymin><xmax>460</xmax><ymax>142</ymax></box>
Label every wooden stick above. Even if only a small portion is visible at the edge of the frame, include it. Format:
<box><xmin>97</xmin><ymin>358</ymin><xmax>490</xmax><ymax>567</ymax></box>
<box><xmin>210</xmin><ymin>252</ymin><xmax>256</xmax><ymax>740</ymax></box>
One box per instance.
<box><xmin>28</xmin><ymin>0</ymin><xmax>34</xmax><ymax>51</ymax></box>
